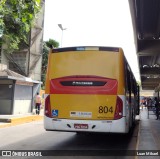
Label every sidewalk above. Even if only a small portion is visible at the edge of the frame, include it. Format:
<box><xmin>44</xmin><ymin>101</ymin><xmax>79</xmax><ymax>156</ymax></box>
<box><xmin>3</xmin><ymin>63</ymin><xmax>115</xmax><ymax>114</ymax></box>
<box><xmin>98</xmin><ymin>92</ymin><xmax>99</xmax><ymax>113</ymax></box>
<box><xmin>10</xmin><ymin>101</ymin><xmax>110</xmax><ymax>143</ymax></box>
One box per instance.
<box><xmin>0</xmin><ymin>109</ymin><xmax>44</xmax><ymax>128</ymax></box>
<box><xmin>138</xmin><ymin>108</ymin><xmax>160</xmax><ymax>151</ymax></box>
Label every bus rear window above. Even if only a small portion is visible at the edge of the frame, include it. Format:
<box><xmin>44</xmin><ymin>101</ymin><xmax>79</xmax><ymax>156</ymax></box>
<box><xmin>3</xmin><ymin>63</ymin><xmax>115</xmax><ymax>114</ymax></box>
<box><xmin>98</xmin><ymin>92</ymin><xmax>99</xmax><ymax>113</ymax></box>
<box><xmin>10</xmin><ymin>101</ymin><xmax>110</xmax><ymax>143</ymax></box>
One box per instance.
<box><xmin>52</xmin><ymin>46</ymin><xmax>119</xmax><ymax>53</ymax></box>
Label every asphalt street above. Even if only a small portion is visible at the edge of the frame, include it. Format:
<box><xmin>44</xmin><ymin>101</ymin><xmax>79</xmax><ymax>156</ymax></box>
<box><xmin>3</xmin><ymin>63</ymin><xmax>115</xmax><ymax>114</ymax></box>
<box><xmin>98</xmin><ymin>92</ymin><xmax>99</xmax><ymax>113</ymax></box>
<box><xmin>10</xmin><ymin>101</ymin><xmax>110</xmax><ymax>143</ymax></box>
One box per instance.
<box><xmin>0</xmin><ymin>120</ymin><xmax>139</xmax><ymax>159</ymax></box>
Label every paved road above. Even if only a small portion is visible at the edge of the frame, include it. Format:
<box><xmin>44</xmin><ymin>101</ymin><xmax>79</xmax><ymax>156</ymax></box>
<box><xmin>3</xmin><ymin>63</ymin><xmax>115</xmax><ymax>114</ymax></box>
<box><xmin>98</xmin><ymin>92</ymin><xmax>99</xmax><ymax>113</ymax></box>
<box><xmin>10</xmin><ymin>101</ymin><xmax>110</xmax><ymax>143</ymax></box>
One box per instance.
<box><xmin>0</xmin><ymin>120</ymin><xmax>139</xmax><ymax>159</ymax></box>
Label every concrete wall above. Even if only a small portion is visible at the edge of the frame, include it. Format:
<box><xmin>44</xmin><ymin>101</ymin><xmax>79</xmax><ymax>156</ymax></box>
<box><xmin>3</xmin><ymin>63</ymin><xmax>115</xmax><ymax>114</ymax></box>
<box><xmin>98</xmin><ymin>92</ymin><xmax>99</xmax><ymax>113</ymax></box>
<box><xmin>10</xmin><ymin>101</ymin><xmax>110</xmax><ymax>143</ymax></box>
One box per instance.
<box><xmin>13</xmin><ymin>84</ymin><xmax>33</xmax><ymax>115</ymax></box>
<box><xmin>27</xmin><ymin>1</ymin><xmax>45</xmax><ymax>81</ymax></box>
<box><xmin>13</xmin><ymin>100</ymin><xmax>32</xmax><ymax>114</ymax></box>
<box><xmin>1</xmin><ymin>44</ymin><xmax>9</xmax><ymax>67</ymax></box>
<box><xmin>0</xmin><ymin>64</ymin><xmax>7</xmax><ymax>70</ymax></box>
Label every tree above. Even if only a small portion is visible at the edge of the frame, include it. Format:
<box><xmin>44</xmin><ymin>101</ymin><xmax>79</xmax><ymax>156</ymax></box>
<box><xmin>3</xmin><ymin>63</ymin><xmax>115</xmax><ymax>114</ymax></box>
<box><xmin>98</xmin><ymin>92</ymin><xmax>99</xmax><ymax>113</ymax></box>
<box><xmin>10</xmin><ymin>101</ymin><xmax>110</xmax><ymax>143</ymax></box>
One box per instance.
<box><xmin>0</xmin><ymin>0</ymin><xmax>41</xmax><ymax>53</ymax></box>
<box><xmin>41</xmin><ymin>39</ymin><xmax>59</xmax><ymax>89</ymax></box>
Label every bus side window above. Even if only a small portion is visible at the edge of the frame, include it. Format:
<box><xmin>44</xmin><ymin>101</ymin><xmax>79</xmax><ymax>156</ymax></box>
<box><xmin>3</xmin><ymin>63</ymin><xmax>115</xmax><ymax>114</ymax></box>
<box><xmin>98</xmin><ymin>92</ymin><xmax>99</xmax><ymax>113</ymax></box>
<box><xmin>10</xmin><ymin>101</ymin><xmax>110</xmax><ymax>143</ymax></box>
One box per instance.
<box><xmin>127</xmin><ymin>67</ymin><xmax>131</xmax><ymax>103</ymax></box>
<box><xmin>126</xmin><ymin>70</ymin><xmax>130</xmax><ymax>90</ymax></box>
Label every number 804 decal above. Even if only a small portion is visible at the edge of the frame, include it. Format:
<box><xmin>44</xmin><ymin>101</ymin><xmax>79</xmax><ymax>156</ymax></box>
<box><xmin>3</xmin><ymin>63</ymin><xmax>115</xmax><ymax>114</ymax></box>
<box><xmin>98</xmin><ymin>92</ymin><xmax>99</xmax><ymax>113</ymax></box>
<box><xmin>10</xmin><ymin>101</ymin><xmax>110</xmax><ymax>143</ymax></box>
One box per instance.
<box><xmin>98</xmin><ymin>106</ymin><xmax>113</xmax><ymax>114</ymax></box>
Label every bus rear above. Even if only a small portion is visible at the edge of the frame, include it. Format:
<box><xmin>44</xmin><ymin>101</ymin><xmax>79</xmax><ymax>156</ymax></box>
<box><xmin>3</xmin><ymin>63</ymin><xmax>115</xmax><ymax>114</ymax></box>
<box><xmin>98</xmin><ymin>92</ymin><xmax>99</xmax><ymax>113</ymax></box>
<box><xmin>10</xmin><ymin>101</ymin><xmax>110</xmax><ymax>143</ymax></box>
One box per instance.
<box><xmin>44</xmin><ymin>46</ymin><xmax>128</xmax><ymax>133</ymax></box>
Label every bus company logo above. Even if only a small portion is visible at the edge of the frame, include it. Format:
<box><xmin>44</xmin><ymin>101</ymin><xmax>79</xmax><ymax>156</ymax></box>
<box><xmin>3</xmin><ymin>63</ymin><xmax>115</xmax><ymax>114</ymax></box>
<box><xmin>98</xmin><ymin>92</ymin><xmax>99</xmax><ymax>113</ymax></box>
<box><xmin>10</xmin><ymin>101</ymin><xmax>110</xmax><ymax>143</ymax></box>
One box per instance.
<box><xmin>2</xmin><ymin>151</ymin><xmax>12</xmax><ymax>156</ymax></box>
<box><xmin>72</xmin><ymin>81</ymin><xmax>93</xmax><ymax>86</ymax></box>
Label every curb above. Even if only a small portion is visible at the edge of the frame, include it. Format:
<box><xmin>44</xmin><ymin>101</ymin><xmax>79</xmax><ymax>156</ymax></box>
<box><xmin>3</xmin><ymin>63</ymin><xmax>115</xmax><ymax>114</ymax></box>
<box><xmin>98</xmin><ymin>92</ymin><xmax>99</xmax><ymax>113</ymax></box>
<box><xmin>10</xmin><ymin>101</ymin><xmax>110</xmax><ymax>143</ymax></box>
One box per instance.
<box><xmin>0</xmin><ymin>115</ymin><xmax>43</xmax><ymax>128</ymax></box>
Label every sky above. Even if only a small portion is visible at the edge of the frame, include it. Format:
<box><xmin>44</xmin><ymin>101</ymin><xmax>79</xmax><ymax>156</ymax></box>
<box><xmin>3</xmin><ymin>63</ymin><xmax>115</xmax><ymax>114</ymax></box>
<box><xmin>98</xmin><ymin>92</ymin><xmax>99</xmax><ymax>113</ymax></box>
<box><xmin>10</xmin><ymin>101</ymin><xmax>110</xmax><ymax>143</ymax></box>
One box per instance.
<box><xmin>43</xmin><ymin>0</ymin><xmax>140</xmax><ymax>81</ymax></box>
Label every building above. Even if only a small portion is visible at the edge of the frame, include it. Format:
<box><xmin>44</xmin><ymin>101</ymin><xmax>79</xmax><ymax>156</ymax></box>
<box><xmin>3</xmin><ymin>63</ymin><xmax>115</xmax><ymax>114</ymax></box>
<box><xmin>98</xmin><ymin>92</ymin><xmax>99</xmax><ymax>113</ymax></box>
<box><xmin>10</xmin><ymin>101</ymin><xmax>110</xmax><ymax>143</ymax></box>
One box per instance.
<box><xmin>0</xmin><ymin>0</ymin><xmax>45</xmax><ymax>81</ymax></box>
<box><xmin>0</xmin><ymin>64</ymin><xmax>41</xmax><ymax>115</ymax></box>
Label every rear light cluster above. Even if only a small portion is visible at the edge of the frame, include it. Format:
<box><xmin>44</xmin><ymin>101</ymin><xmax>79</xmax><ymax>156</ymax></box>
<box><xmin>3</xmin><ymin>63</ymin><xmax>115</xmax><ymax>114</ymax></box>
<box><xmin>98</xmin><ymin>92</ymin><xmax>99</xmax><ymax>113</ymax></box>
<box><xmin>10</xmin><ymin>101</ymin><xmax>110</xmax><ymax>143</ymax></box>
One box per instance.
<box><xmin>114</xmin><ymin>96</ymin><xmax>123</xmax><ymax>119</ymax></box>
<box><xmin>45</xmin><ymin>95</ymin><xmax>52</xmax><ymax>117</ymax></box>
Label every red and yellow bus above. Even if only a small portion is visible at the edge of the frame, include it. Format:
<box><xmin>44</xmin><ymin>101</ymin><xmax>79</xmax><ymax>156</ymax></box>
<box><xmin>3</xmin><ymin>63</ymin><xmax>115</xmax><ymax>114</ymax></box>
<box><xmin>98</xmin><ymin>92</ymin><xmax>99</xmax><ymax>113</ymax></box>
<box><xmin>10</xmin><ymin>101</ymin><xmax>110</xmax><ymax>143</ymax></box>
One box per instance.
<box><xmin>44</xmin><ymin>46</ymin><xmax>139</xmax><ymax>133</ymax></box>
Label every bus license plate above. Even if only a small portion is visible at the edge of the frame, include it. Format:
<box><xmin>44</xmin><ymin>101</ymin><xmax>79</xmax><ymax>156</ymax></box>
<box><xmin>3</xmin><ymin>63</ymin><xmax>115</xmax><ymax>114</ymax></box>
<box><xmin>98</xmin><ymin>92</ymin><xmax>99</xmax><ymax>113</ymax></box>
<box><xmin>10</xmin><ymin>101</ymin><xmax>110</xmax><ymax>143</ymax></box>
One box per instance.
<box><xmin>74</xmin><ymin>124</ymin><xmax>88</xmax><ymax>129</ymax></box>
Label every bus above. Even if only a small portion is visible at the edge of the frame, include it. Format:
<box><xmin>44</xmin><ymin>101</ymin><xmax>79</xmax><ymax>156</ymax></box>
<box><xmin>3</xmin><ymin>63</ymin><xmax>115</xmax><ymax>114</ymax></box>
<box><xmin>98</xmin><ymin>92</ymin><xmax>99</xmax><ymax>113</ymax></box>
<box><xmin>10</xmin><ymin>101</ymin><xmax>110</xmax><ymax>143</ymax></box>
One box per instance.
<box><xmin>44</xmin><ymin>46</ymin><xmax>140</xmax><ymax>133</ymax></box>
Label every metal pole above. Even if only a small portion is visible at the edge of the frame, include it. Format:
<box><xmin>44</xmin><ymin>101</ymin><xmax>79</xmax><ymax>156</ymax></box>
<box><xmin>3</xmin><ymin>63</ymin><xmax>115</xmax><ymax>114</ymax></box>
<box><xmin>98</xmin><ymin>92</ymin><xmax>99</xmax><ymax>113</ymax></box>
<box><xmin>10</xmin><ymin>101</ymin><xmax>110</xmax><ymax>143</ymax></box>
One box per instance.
<box><xmin>61</xmin><ymin>29</ymin><xmax>63</xmax><ymax>47</ymax></box>
<box><xmin>58</xmin><ymin>24</ymin><xmax>66</xmax><ymax>47</ymax></box>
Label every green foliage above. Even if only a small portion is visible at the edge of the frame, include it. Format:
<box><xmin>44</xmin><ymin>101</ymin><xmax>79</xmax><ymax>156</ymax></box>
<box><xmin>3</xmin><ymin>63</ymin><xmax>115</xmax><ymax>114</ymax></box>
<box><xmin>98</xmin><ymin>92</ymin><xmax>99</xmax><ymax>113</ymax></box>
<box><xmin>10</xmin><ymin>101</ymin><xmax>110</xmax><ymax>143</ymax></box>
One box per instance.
<box><xmin>41</xmin><ymin>39</ymin><xmax>59</xmax><ymax>89</ymax></box>
<box><xmin>0</xmin><ymin>0</ymin><xmax>41</xmax><ymax>53</ymax></box>
<box><xmin>45</xmin><ymin>39</ymin><xmax>59</xmax><ymax>48</ymax></box>
<box><xmin>0</xmin><ymin>37</ymin><xmax>2</xmax><ymax>47</ymax></box>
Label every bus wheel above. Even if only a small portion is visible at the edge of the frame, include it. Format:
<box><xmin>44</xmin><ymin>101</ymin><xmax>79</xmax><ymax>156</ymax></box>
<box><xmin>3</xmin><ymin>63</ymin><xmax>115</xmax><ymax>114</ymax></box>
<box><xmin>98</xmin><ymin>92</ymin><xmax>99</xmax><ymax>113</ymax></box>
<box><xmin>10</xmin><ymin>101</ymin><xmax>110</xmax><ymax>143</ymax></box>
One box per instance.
<box><xmin>130</xmin><ymin>113</ymin><xmax>135</xmax><ymax>130</ymax></box>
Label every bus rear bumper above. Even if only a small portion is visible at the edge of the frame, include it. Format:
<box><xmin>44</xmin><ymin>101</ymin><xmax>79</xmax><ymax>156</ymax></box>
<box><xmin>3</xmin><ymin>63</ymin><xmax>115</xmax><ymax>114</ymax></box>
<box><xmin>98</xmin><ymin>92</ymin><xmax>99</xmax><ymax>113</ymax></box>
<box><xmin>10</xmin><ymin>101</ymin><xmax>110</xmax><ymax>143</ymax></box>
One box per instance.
<box><xmin>44</xmin><ymin>116</ymin><xmax>129</xmax><ymax>133</ymax></box>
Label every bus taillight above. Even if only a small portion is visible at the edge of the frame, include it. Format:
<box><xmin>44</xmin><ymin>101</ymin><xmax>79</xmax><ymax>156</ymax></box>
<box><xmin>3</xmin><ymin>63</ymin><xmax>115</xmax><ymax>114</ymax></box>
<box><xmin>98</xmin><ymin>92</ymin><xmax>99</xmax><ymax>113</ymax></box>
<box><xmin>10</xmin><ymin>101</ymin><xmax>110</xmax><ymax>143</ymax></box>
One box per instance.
<box><xmin>114</xmin><ymin>96</ymin><xmax>123</xmax><ymax>119</ymax></box>
<box><xmin>45</xmin><ymin>95</ymin><xmax>52</xmax><ymax>117</ymax></box>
